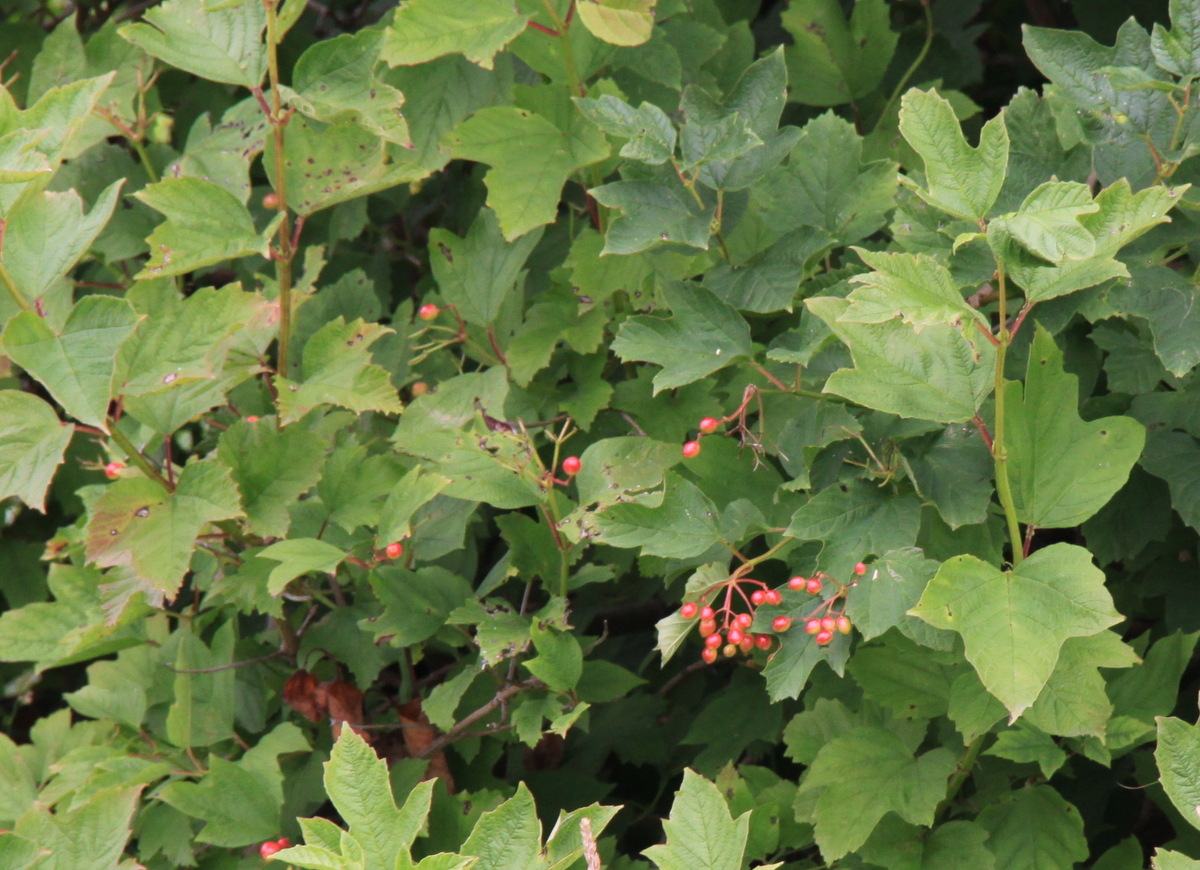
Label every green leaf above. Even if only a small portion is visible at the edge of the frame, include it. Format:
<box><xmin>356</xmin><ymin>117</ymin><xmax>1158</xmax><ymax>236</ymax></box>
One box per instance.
<box><xmin>526</xmin><ymin>618</ymin><xmax>583</xmax><ymax>693</ymax></box>
<box><xmin>796</xmin><ymin>726</ymin><xmax>956</xmax><ymax>861</ymax></box>
<box><xmin>590</xmin><ymin>168</ymin><xmax>716</xmax><ymax>254</ymax></box>
<box><xmin>2</xmin><ymin>296</ymin><xmax>138</xmax><ymax>431</ymax></box>
<box><xmin>574</xmin><ymin>95</ymin><xmax>675</xmax><ymax>165</ymax></box>
<box><xmin>85</xmin><ymin>458</ymin><xmax>244</xmax><ymax>598</ymax></box>
<box><xmin>976</xmin><ymin>785</ymin><xmax>1088</xmax><ymax>870</ymax></box>
<box><xmin>611</xmin><ymin>282</ymin><xmax>751</xmax><ymax>392</ymax></box>
<box><xmin>786</xmin><ymin>480</ymin><xmax>922</xmax><ymax>581</ymax></box>
<box><xmin>781</xmin><ymin>0</ymin><xmax>898</xmax><ymax>107</ymax></box>
<box><xmin>461</xmin><ymin>782</ymin><xmax>542</xmax><ymax>870</ymax></box>
<box><xmin>367</xmin><ymin>565</ymin><xmax>473</xmax><ymax>647</ymax></box>
<box><xmin>986</xmin><ymin>722</ymin><xmax>1068</xmax><ymax>778</ymax></box>
<box><xmin>1156</xmin><ymin>849</ymin><xmax>1200</xmax><ymax>870</ymax></box>
<box><xmin>1142</xmin><ymin>431</ymin><xmax>1200</xmax><ymax>533</ymax></box>
<box><xmin>643</xmin><ymin>769</ymin><xmax>749</xmax><ymax>870</ymax></box>
<box><xmin>758</xmin><ymin>111</ymin><xmax>897</xmax><ymax>245</ymax></box>
<box><xmin>14</xmin><ymin>786</ymin><xmax>140</xmax><ymax>870</ymax></box>
<box><xmin>1152</xmin><ymin>0</ymin><xmax>1200</xmax><ymax>76</ymax></box>
<box><xmin>592</xmin><ymin>472</ymin><xmax>722</xmax><ymax>558</ymax></box>
<box><xmin>1023</xmin><ymin>629</ymin><xmax>1138</xmax><ymax>738</ymax></box>
<box><xmin>846</xmin><ymin>632</ymin><xmax>957</xmax><ymax>719</ymax></box>
<box><xmin>257</xmin><ymin>538</ymin><xmax>346</xmax><ymax>596</ymax></box>
<box><xmin>376</xmin><ymin>466</ymin><xmax>452</xmax><ymax>545</ymax></box>
<box><xmin>572</xmin><ymin>436</ymin><xmax>679</xmax><ymax>511</ymax></box>
<box><xmin>382</xmin><ymin>0</ymin><xmax>529</xmax><ymax>70</ymax></box>
<box><xmin>428</xmin><ymin>207</ymin><xmax>543</xmax><ymax>325</ymax></box>
<box><xmin>286</xmin><ymin>30</ymin><xmax>409</xmax><ymax>145</ymax></box>
<box><xmin>899</xmin><ymin>88</ymin><xmax>1009</xmax><ymax>222</ymax></box>
<box><xmin>323</xmin><ymin>729</ymin><xmax>433</xmax><ymax>870</ymax></box>
<box><xmin>276</xmin><ymin>318</ymin><xmax>404</xmax><ymax>424</ymax></box>
<box><xmin>910</xmin><ymin>543</ymin><xmax>1122</xmax><ymax>717</ymax></box>
<box><xmin>576</xmin><ymin>0</ymin><xmax>656</xmax><ymax>46</ymax></box>
<box><xmin>118</xmin><ymin>0</ymin><xmax>266</xmax><ymax>87</ymax></box>
<box><xmin>159</xmin><ymin>757</ymin><xmax>279</xmax><ymax>847</ymax></box>
<box><xmin>842</xmin><ymin>249</ymin><xmax>984</xmax><ymax>330</ymax></box>
<box><xmin>0</xmin><ymin>832</ymin><xmax>40</xmax><ymax>870</ymax></box>
<box><xmin>859</xmin><ymin>818</ymin><xmax>996</xmax><ymax>870</ymax></box>
<box><xmin>0</xmin><ymin>390</ymin><xmax>74</xmax><ymax>511</ymax></box>
<box><xmin>134</xmin><ymin>176</ymin><xmax>273</xmax><ymax>278</ymax></box>
<box><xmin>846</xmin><ymin>548</ymin><xmax>954</xmax><ymax>648</ymax></box>
<box><xmin>1</xmin><ymin>183</ymin><xmax>121</xmax><ymax>303</ymax></box>
<box><xmin>216</xmin><ymin>418</ymin><xmax>325</xmax><ymax>538</ymax></box>
<box><xmin>1158</xmin><ymin>715</ymin><xmax>1200</xmax><ymax>831</ymax></box>
<box><xmin>1006</xmin><ymin>325</ymin><xmax>1145</xmax><ymax>527</ymax></box>
<box><xmin>807</xmin><ymin>295</ymin><xmax>996</xmax><ymax>423</ymax></box>
<box><xmin>992</xmin><ymin>181</ymin><xmax>1098</xmax><ymax>262</ymax></box>
<box><xmin>1110</xmin><ymin>631</ymin><xmax>1200</xmax><ymax>725</ymax></box>
<box><xmin>906</xmin><ymin>424</ymin><xmax>995</xmax><ymax>529</ymax></box>
<box><xmin>447</xmin><ymin>105</ymin><xmax>609</xmax><ymax>239</ymax></box>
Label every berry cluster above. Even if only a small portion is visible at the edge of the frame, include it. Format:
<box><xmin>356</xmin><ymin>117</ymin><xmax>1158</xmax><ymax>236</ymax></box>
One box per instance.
<box><xmin>793</xmin><ymin>562</ymin><xmax>866</xmax><ymax>646</ymax></box>
<box><xmin>260</xmin><ymin>837</ymin><xmax>291</xmax><ymax>859</ymax></box>
<box><xmin>680</xmin><ymin>575</ymin><xmax>784</xmax><ymax>664</ymax></box>
<box><xmin>681</xmin><ymin>415</ymin><xmax>721</xmax><ymax>459</ymax></box>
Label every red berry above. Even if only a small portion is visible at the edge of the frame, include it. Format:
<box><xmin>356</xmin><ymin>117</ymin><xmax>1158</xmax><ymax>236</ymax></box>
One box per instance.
<box><xmin>765</xmin><ymin>590</ymin><xmax>782</xmax><ymax>606</ymax></box>
<box><xmin>837</xmin><ymin>616</ymin><xmax>852</xmax><ymax>634</ymax></box>
<box><xmin>418</xmin><ymin>303</ymin><xmax>440</xmax><ymax>322</ymax></box>
<box><xmin>735</xmin><ymin>612</ymin><xmax>753</xmax><ymax>629</ymax></box>
<box><xmin>260</xmin><ymin>841</ymin><xmax>283</xmax><ymax>859</ymax></box>
<box><xmin>750</xmin><ymin>590</ymin><xmax>766</xmax><ymax>605</ymax></box>
<box><xmin>772</xmin><ymin>616</ymin><xmax>792</xmax><ymax>632</ymax></box>
<box><xmin>805</xmin><ymin>618</ymin><xmax>822</xmax><ymax>635</ymax></box>
<box><xmin>700</xmin><ymin>606</ymin><xmax>714</xmax><ymax>620</ymax></box>
<box><xmin>385</xmin><ymin>542</ymin><xmax>403</xmax><ymax>559</ymax></box>
<box><xmin>755</xmin><ymin>634</ymin><xmax>772</xmax><ymax>650</ymax></box>
<box><xmin>854</xmin><ymin>561</ymin><xmax>867</xmax><ymax>576</ymax></box>
<box><xmin>705</xmin><ymin>632</ymin><xmax>723</xmax><ymax>649</ymax></box>
<box><xmin>723</xmin><ymin>643</ymin><xmax>738</xmax><ymax>658</ymax></box>
<box><xmin>806</xmin><ymin>577</ymin><xmax>823</xmax><ymax>595</ymax></box>
<box><xmin>277</xmin><ymin>838</ymin><xmax>291</xmax><ymax>849</ymax></box>
<box><xmin>727</xmin><ymin>627</ymin><xmax>744</xmax><ymax>644</ymax></box>
<box><xmin>104</xmin><ymin>462</ymin><xmax>123</xmax><ymax>479</ymax></box>
<box><xmin>698</xmin><ymin>417</ymin><xmax>719</xmax><ymax>434</ymax></box>
<box><xmin>682</xmin><ymin>440</ymin><xmax>701</xmax><ymax>459</ymax></box>
<box><xmin>262</xmin><ymin>192</ymin><xmax>280</xmax><ymax>210</ymax></box>
<box><xmin>411</xmin><ymin>381</ymin><xmax>429</xmax><ymax>396</ymax></box>
<box><xmin>562</xmin><ymin>456</ymin><xmax>581</xmax><ymax>476</ymax></box>
<box><xmin>699</xmin><ymin>618</ymin><xmax>717</xmax><ymax>636</ymax></box>
<box><xmin>788</xmin><ymin>576</ymin><xmax>805</xmax><ymax>590</ymax></box>
<box><xmin>680</xmin><ymin>602</ymin><xmax>698</xmax><ymax>619</ymax></box>
<box><xmin>815</xmin><ymin>630</ymin><xmax>833</xmax><ymax>646</ymax></box>
<box><xmin>739</xmin><ymin>635</ymin><xmax>755</xmax><ymax>653</ymax></box>
<box><xmin>821</xmin><ymin>616</ymin><xmax>836</xmax><ymax>632</ymax></box>
<box><xmin>702</xmin><ymin>647</ymin><xmax>718</xmax><ymax>664</ymax></box>
<box><xmin>245</xmin><ymin>415</ymin><xmax>260</xmax><ymax>423</ymax></box>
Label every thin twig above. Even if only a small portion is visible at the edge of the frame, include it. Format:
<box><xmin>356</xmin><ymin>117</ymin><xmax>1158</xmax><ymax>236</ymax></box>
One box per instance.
<box><xmin>416</xmin><ymin>678</ymin><xmax>544</xmax><ymax>759</ymax></box>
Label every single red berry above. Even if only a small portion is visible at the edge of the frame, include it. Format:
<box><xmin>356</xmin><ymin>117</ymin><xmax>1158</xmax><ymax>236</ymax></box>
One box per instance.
<box><xmin>705</xmin><ymin>632</ymin><xmax>723</xmax><ymax>649</ymax></box>
<box><xmin>260</xmin><ymin>841</ymin><xmax>283</xmax><ymax>859</ymax></box>
<box><xmin>385</xmin><ymin>542</ymin><xmax>403</xmax><ymax>559</ymax></box>
<box><xmin>418</xmin><ymin>303</ymin><xmax>440</xmax><ymax>322</ymax></box>
<box><xmin>837</xmin><ymin>616</ymin><xmax>852</xmax><ymax>634</ymax></box>
<box><xmin>723</xmin><ymin>643</ymin><xmax>738</xmax><ymax>658</ymax></box>
<box><xmin>680</xmin><ymin>602</ymin><xmax>698</xmax><ymax>619</ymax></box>
<box><xmin>788</xmin><ymin>576</ymin><xmax>805</xmax><ymax>590</ymax></box>
<box><xmin>750</xmin><ymin>589</ymin><xmax>766</xmax><ymax>605</ymax></box>
<box><xmin>702</xmin><ymin>647</ymin><xmax>718</xmax><ymax>664</ymax></box>
<box><xmin>562</xmin><ymin>456</ymin><xmax>582</xmax><ymax>476</ymax></box>
<box><xmin>755</xmin><ymin>634</ymin><xmax>772</xmax><ymax>650</ymax></box>
<box><xmin>104</xmin><ymin>462</ymin><xmax>123</xmax><ymax>479</ymax></box>
<box><xmin>276</xmin><ymin>839</ymin><xmax>291</xmax><ymax>849</ymax></box>
<box><xmin>805</xmin><ymin>618</ymin><xmax>822</xmax><ymax>635</ymax></box>
<box><xmin>765</xmin><ymin>590</ymin><xmax>782</xmax><ymax>606</ymax></box>
<box><xmin>854</xmin><ymin>561</ymin><xmax>867</xmax><ymax>576</ymax></box>
<box><xmin>411</xmin><ymin>381</ymin><xmax>429</xmax><ymax>397</ymax></box>
<box><xmin>699</xmin><ymin>618</ymin><xmax>717</xmax><ymax>636</ymax></box>
<box><xmin>815</xmin><ymin>630</ymin><xmax>834</xmax><ymax>646</ymax></box>
<box><xmin>698</xmin><ymin>417</ymin><xmax>719</xmax><ymax>434</ymax></box>
<box><xmin>738</xmin><ymin>635</ymin><xmax>755</xmax><ymax>653</ymax></box>
<box><xmin>806</xmin><ymin>577</ymin><xmax>823</xmax><ymax>595</ymax></box>
<box><xmin>700</xmin><ymin>606</ymin><xmax>715</xmax><ymax>620</ymax></box>
<box><xmin>727</xmin><ymin>627</ymin><xmax>744</xmax><ymax>644</ymax></box>
<box><xmin>772</xmin><ymin>616</ymin><xmax>792</xmax><ymax>632</ymax></box>
<box><xmin>821</xmin><ymin>616</ymin><xmax>836</xmax><ymax>632</ymax></box>
<box><xmin>245</xmin><ymin>415</ymin><xmax>260</xmax><ymax>423</ymax></box>
<box><xmin>262</xmin><ymin>192</ymin><xmax>280</xmax><ymax>210</ymax></box>
<box><xmin>682</xmin><ymin>440</ymin><xmax>701</xmax><ymax>459</ymax></box>
<box><xmin>735</xmin><ymin>612</ymin><xmax>753</xmax><ymax>629</ymax></box>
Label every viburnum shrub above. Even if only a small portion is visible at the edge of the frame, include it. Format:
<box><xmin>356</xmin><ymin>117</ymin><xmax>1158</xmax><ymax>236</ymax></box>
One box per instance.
<box><xmin>7</xmin><ymin>0</ymin><xmax>1200</xmax><ymax>867</ymax></box>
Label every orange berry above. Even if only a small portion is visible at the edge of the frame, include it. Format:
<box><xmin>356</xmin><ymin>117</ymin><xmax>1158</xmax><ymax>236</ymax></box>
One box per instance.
<box><xmin>821</xmin><ymin>616</ymin><xmax>836</xmax><ymax>632</ymax></box>
<box><xmin>815</xmin><ymin>630</ymin><xmax>833</xmax><ymax>646</ymax></box>
<box><xmin>699</xmin><ymin>618</ymin><xmax>717</xmax><ymax>636</ymax></box>
<box><xmin>702</xmin><ymin>647</ymin><xmax>718</xmax><ymax>664</ymax></box>
<box><xmin>788</xmin><ymin>576</ymin><xmax>805</xmax><ymax>590</ymax></box>
<box><xmin>411</xmin><ymin>381</ymin><xmax>429</xmax><ymax>397</ymax></box>
<box><xmin>735</xmin><ymin>612</ymin><xmax>753</xmax><ymax>629</ymax></box>
<box><xmin>262</xmin><ymin>192</ymin><xmax>280</xmax><ymax>210</ymax></box>
<box><xmin>837</xmin><ymin>616</ymin><xmax>852</xmax><ymax>634</ymax></box>
<box><xmin>727</xmin><ymin>627</ymin><xmax>744</xmax><ymax>644</ymax></box>
<box><xmin>723</xmin><ymin>643</ymin><xmax>738</xmax><ymax>658</ymax></box>
<box><xmin>682</xmin><ymin>440</ymin><xmax>701</xmax><ymax>459</ymax></box>
<box><xmin>245</xmin><ymin>415</ymin><xmax>259</xmax><ymax>423</ymax></box>
<box><xmin>698</xmin><ymin>417</ymin><xmax>719</xmax><ymax>434</ymax></box>
<box><xmin>418</xmin><ymin>303</ymin><xmax>440</xmax><ymax>321</ymax></box>
<box><xmin>805</xmin><ymin>618</ymin><xmax>821</xmax><ymax>634</ymax></box>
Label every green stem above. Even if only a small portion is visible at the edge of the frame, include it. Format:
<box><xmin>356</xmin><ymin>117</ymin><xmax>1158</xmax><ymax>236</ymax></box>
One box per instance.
<box><xmin>109</xmin><ymin>424</ymin><xmax>174</xmax><ymax>491</ymax></box>
<box><xmin>0</xmin><ymin>260</ymin><xmax>32</xmax><ymax>313</ymax></box>
<box><xmin>991</xmin><ymin>263</ymin><xmax>1024</xmax><ymax>566</ymax></box>
<box><xmin>934</xmin><ymin>734</ymin><xmax>986</xmax><ymax>823</ymax></box>
<box><xmin>132</xmin><ymin>138</ymin><xmax>160</xmax><ymax>184</ymax></box>
<box><xmin>264</xmin><ymin>0</ymin><xmax>295</xmax><ymax>380</ymax></box>
<box><xmin>875</xmin><ymin>0</ymin><xmax>935</xmax><ymax>131</ymax></box>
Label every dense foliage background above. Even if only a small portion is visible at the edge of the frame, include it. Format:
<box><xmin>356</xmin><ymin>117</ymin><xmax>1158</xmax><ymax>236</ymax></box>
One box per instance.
<box><xmin>5</xmin><ymin>0</ymin><xmax>1200</xmax><ymax>868</ymax></box>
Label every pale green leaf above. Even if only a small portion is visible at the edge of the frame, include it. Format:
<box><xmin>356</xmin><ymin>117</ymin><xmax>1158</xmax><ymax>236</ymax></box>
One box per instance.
<box><xmin>382</xmin><ymin>0</ymin><xmax>530</xmax><ymax>70</ymax></box>
<box><xmin>461</xmin><ymin>783</ymin><xmax>541</xmax><ymax>870</ymax></box>
<box><xmin>0</xmin><ymin>391</ymin><xmax>74</xmax><ymax>512</ymax></box>
<box><xmin>1152</xmin><ymin>0</ymin><xmax>1200</xmax><ymax>76</ymax></box>
<box><xmin>842</xmin><ymin>248</ymin><xmax>983</xmax><ymax>330</ymax></box>
<box><xmin>376</xmin><ymin>466</ymin><xmax>452</xmax><ymax>545</ymax></box>
<box><xmin>576</xmin><ymin>0</ymin><xmax>656</xmax><ymax>46</ymax></box>
<box><xmin>976</xmin><ymin>785</ymin><xmax>1088</xmax><ymax>870</ymax></box>
<box><xmin>118</xmin><ymin>0</ymin><xmax>266</xmax><ymax>88</ymax></box>
<box><xmin>591</xmin><ymin>472</ymin><xmax>722</xmax><ymax>558</ymax></box>
<box><xmin>910</xmin><ymin>543</ymin><xmax>1122</xmax><ymax>717</ymax></box>
<box><xmin>13</xmin><ymin>786</ymin><xmax>140</xmax><ymax>870</ymax></box>
<box><xmin>985</xmin><ymin>723</ymin><xmax>1068</xmax><ymax>778</ymax></box>
<box><xmin>258</xmin><ymin>538</ymin><xmax>346</xmax><ymax>596</ymax></box>
<box><xmin>217</xmin><ymin>418</ymin><xmax>326</xmax><ymax>538</ymax></box>
<box><xmin>574</xmin><ymin>95</ymin><xmax>675</xmax><ymax>164</ymax></box>
<box><xmin>1157</xmin><ymin>716</ymin><xmax>1200</xmax><ymax>831</ymax></box>
<box><xmin>1023</xmin><ymin>629</ymin><xmax>1138</xmax><ymax>739</ymax></box>
<box><xmin>993</xmin><ymin>181</ymin><xmax>1098</xmax><ymax>262</ymax></box>
<box><xmin>643</xmin><ymin>769</ymin><xmax>749</xmax><ymax>870</ymax></box>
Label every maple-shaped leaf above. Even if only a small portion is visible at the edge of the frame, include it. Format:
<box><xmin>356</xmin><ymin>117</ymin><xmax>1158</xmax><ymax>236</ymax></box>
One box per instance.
<box><xmin>910</xmin><ymin>542</ymin><xmax>1122</xmax><ymax>718</ymax></box>
<box><xmin>382</xmin><ymin>0</ymin><xmax>530</xmax><ymax>70</ymax></box>
<box><xmin>86</xmin><ymin>457</ymin><xmax>244</xmax><ymax>598</ymax></box>
<box><xmin>643</xmin><ymin>769</ymin><xmax>750</xmax><ymax>870</ymax></box>
<box><xmin>841</xmin><ymin>248</ymin><xmax>985</xmax><ymax>330</ymax></box>
<box><xmin>0</xmin><ymin>391</ymin><xmax>74</xmax><ymax>512</ymax></box>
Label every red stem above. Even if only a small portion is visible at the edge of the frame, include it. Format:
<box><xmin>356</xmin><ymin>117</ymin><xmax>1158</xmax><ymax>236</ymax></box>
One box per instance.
<box><xmin>975</xmin><ymin>321</ymin><xmax>1001</xmax><ymax>348</ymax></box>
<box><xmin>528</xmin><ymin>20</ymin><xmax>559</xmax><ymax>35</ymax></box>
<box><xmin>972</xmin><ymin>415</ymin><xmax>994</xmax><ymax>451</ymax></box>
